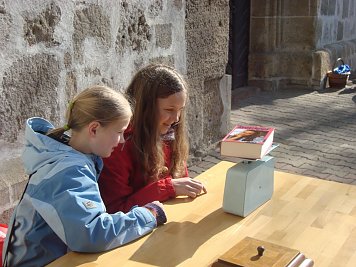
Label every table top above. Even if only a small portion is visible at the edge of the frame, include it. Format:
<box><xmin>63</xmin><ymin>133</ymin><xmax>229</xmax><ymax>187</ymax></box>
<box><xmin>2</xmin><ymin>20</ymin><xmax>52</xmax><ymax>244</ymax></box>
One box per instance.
<box><xmin>48</xmin><ymin>161</ymin><xmax>356</xmax><ymax>267</ymax></box>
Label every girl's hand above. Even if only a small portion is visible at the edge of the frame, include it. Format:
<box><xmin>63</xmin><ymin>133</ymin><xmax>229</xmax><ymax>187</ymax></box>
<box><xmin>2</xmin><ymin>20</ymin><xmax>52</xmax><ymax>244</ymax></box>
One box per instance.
<box><xmin>172</xmin><ymin>177</ymin><xmax>207</xmax><ymax>198</ymax></box>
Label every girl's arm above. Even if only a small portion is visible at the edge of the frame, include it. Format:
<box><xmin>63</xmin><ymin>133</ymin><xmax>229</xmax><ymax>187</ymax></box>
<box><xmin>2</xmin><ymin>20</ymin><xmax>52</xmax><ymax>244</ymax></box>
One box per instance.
<box><xmin>32</xmin><ymin>163</ymin><xmax>164</xmax><ymax>253</ymax></box>
<box><xmin>99</xmin><ymin>144</ymin><xmax>176</xmax><ymax>213</ymax></box>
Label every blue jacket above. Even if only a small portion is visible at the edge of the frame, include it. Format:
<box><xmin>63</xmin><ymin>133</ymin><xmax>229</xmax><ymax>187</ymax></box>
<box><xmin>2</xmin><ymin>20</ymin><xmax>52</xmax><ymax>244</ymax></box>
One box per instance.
<box><xmin>2</xmin><ymin>117</ymin><xmax>157</xmax><ymax>267</ymax></box>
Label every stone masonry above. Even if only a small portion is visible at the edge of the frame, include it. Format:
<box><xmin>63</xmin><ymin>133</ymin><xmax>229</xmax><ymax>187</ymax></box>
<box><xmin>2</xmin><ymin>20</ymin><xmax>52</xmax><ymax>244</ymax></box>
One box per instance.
<box><xmin>249</xmin><ymin>0</ymin><xmax>356</xmax><ymax>91</ymax></box>
<box><xmin>0</xmin><ymin>0</ymin><xmax>230</xmax><ymax>223</ymax></box>
<box><xmin>185</xmin><ymin>0</ymin><xmax>230</xmax><ymax>153</ymax></box>
<box><xmin>2</xmin><ymin>0</ymin><xmax>356</xmax><ymax>227</ymax></box>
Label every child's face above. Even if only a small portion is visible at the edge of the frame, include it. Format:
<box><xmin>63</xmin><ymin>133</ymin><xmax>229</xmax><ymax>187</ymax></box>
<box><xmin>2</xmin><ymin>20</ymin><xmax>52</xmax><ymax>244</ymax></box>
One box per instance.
<box><xmin>156</xmin><ymin>91</ymin><xmax>186</xmax><ymax>135</ymax></box>
<box><xmin>92</xmin><ymin>117</ymin><xmax>130</xmax><ymax>158</ymax></box>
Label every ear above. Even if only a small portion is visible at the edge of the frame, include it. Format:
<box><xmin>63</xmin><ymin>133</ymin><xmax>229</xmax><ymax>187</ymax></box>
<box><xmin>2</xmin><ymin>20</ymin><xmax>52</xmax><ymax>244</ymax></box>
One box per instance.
<box><xmin>88</xmin><ymin>121</ymin><xmax>101</xmax><ymax>137</ymax></box>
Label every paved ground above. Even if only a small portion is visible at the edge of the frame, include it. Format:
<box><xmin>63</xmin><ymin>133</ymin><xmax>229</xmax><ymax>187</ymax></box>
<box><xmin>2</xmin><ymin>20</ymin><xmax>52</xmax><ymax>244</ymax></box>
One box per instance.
<box><xmin>189</xmin><ymin>82</ymin><xmax>356</xmax><ymax>184</ymax></box>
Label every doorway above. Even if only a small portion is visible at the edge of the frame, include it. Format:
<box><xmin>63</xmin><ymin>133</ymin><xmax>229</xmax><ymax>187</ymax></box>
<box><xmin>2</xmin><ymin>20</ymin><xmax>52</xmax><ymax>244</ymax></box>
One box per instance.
<box><xmin>227</xmin><ymin>0</ymin><xmax>250</xmax><ymax>90</ymax></box>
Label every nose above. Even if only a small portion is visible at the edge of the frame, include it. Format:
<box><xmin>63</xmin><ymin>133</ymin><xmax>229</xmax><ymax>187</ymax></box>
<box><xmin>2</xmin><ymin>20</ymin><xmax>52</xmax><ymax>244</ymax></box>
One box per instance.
<box><xmin>172</xmin><ymin>110</ymin><xmax>181</xmax><ymax>123</ymax></box>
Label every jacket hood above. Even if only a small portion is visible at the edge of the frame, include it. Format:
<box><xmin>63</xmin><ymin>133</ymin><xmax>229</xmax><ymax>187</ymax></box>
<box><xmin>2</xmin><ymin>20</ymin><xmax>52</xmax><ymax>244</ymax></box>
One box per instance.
<box><xmin>22</xmin><ymin>117</ymin><xmax>100</xmax><ymax>175</ymax></box>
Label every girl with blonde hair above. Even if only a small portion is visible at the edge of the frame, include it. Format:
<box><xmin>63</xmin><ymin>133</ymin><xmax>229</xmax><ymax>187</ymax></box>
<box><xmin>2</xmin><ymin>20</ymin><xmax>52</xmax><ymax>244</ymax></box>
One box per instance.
<box><xmin>2</xmin><ymin>85</ymin><xmax>166</xmax><ymax>267</ymax></box>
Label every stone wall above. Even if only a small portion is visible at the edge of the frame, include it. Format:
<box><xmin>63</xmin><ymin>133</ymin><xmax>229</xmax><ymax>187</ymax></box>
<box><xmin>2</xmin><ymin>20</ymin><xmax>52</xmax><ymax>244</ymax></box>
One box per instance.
<box><xmin>317</xmin><ymin>0</ymin><xmax>356</xmax><ymax>46</ymax></box>
<box><xmin>0</xmin><ymin>0</ymin><xmax>230</xmax><ymax>223</ymax></box>
<box><xmin>249</xmin><ymin>0</ymin><xmax>356</xmax><ymax>90</ymax></box>
<box><xmin>185</xmin><ymin>0</ymin><xmax>230</xmax><ymax>153</ymax></box>
<box><xmin>313</xmin><ymin>0</ymin><xmax>356</xmax><ymax>85</ymax></box>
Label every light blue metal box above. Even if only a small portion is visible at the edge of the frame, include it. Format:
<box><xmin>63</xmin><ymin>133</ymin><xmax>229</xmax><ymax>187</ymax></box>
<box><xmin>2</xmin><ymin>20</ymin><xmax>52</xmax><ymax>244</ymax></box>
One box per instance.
<box><xmin>222</xmin><ymin>156</ymin><xmax>275</xmax><ymax>217</ymax></box>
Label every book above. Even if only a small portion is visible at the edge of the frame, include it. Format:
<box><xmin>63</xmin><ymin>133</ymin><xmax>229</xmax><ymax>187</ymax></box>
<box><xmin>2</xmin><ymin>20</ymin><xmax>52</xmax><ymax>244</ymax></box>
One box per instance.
<box><xmin>220</xmin><ymin>125</ymin><xmax>275</xmax><ymax>159</ymax></box>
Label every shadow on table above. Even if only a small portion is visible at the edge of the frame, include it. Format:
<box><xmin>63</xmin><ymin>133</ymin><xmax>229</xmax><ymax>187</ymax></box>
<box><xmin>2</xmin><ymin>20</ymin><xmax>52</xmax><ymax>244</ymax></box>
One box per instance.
<box><xmin>129</xmin><ymin>208</ymin><xmax>242</xmax><ymax>267</ymax></box>
<box><xmin>163</xmin><ymin>192</ymin><xmax>208</xmax><ymax>205</ymax></box>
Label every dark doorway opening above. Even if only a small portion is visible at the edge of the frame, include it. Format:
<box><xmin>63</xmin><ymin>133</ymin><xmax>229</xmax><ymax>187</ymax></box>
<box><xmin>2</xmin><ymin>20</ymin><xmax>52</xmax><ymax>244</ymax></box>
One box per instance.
<box><xmin>226</xmin><ymin>0</ymin><xmax>250</xmax><ymax>90</ymax></box>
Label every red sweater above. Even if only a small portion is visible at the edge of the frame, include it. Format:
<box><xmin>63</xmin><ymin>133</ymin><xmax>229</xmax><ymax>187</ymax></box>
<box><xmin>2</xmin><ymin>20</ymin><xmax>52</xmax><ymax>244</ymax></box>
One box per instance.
<box><xmin>99</xmin><ymin>129</ymin><xmax>188</xmax><ymax>213</ymax></box>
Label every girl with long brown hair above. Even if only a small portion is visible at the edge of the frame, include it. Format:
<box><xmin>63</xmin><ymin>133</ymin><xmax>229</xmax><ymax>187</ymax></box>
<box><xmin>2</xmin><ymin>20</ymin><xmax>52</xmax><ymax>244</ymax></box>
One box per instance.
<box><xmin>99</xmin><ymin>64</ymin><xmax>206</xmax><ymax>213</ymax></box>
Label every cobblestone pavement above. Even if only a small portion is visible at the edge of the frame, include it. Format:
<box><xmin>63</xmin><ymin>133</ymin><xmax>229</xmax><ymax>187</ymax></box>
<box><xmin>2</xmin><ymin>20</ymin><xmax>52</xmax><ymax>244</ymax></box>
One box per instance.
<box><xmin>189</xmin><ymin>84</ymin><xmax>356</xmax><ymax>184</ymax></box>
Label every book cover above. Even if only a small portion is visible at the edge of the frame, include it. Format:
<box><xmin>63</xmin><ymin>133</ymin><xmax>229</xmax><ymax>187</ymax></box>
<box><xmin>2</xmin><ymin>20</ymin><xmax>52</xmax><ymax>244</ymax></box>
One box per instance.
<box><xmin>220</xmin><ymin>125</ymin><xmax>275</xmax><ymax>159</ymax></box>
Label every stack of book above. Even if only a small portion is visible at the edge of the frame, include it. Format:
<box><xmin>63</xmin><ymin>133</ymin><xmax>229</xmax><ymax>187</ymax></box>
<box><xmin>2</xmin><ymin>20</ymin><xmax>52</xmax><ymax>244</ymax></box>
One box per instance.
<box><xmin>220</xmin><ymin>125</ymin><xmax>275</xmax><ymax>160</ymax></box>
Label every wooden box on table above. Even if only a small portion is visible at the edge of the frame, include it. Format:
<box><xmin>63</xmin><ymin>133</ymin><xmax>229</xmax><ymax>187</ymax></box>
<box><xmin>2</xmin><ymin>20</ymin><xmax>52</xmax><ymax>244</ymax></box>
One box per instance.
<box><xmin>212</xmin><ymin>237</ymin><xmax>314</xmax><ymax>267</ymax></box>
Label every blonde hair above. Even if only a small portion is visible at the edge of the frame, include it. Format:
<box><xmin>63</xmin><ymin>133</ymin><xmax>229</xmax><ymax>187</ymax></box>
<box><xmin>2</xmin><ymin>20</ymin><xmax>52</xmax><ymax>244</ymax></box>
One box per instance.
<box><xmin>48</xmin><ymin>85</ymin><xmax>132</xmax><ymax>139</ymax></box>
<box><xmin>126</xmin><ymin>64</ymin><xmax>189</xmax><ymax>180</ymax></box>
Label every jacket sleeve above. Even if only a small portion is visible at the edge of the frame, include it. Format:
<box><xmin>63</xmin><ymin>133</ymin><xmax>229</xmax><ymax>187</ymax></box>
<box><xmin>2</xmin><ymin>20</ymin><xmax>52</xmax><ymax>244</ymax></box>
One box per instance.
<box><xmin>99</xmin><ymin>142</ymin><xmax>176</xmax><ymax>213</ymax></box>
<box><xmin>31</xmin><ymin>163</ymin><xmax>157</xmax><ymax>253</ymax></box>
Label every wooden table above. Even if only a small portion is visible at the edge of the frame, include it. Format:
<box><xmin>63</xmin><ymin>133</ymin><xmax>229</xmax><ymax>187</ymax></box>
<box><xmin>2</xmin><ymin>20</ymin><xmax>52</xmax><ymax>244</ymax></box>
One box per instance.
<box><xmin>48</xmin><ymin>161</ymin><xmax>356</xmax><ymax>267</ymax></box>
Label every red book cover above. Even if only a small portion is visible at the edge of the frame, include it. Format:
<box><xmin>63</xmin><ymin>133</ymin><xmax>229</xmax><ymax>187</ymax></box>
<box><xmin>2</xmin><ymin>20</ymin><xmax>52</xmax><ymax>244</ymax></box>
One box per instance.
<box><xmin>221</xmin><ymin>125</ymin><xmax>275</xmax><ymax>159</ymax></box>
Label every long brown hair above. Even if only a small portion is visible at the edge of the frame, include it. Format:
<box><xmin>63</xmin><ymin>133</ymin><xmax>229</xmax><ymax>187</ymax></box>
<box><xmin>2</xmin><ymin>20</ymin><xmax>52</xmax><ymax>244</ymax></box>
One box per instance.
<box><xmin>48</xmin><ymin>85</ymin><xmax>132</xmax><ymax>139</ymax></box>
<box><xmin>126</xmin><ymin>64</ymin><xmax>189</xmax><ymax>180</ymax></box>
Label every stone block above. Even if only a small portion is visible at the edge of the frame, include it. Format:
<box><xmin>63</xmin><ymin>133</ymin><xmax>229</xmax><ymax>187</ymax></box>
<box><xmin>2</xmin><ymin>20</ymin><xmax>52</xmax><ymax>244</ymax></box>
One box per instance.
<box><xmin>337</xmin><ymin>21</ymin><xmax>344</xmax><ymax>41</ymax></box>
<box><xmin>343</xmin><ymin>0</ymin><xmax>350</xmax><ymax>18</ymax></box>
<box><xmin>251</xmin><ymin>0</ymin><xmax>316</xmax><ymax>17</ymax></box>
<box><xmin>174</xmin><ymin>0</ymin><xmax>183</xmax><ymax>10</ymax></box>
<box><xmin>73</xmin><ymin>4</ymin><xmax>111</xmax><ymax>61</ymax></box>
<box><xmin>0</xmin><ymin>158</ymin><xmax>27</xmax><ymax>187</ymax></box>
<box><xmin>250</xmin><ymin>17</ymin><xmax>277</xmax><ymax>52</ymax></box>
<box><xmin>155</xmin><ymin>23</ymin><xmax>172</xmax><ymax>49</ymax></box>
<box><xmin>249</xmin><ymin>52</ymin><xmax>313</xmax><ymax>90</ymax></box>
<box><xmin>23</xmin><ymin>3</ymin><xmax>61</xmax><ymax>46</ymax></box>
<box><xmin>309</xmin><ymin>0</ymin><xmax>319</xmax><ymax>16</ymax></box>
<box><xmin>0</xmin><ymin>207</ymin><xmax>14</xmax><ymax>224</ymax></box>
<box><xmin>320</xmin><ymin>19</ymin><xmax>333</xmax><ymax>45</ymax></box>
<box><xmin>276</xmin><ymin>52</ymin><xmax>313</xmax><ymax>77</ymax></box>
<box><xmin>280</xmin><ymin>0</ymin><xmax>314</xmax><ymax>16</ymax></box>
<box><xmin>251</xmin><ymin>0</ymin><xmax>278</xmax><ymax>17</ymax></box>
<box><xmin>186</xmin><ymin>91</ymin><xmax>204</xmax><ymax>151</ymax></box>
<box><xmin>324</xmin><ymin>42</ymin><xmax>347</xmax><ymax>63</ymax></box>
<box><xmin>350</xmin><ymin>0</ymin><xmax>355</xmax><ymax>16</ymax></box>
<box><xmin>65</xmin><ymin>71</ymin><xmax>78</xmax><ymax>100</ymax></box>
<box><xmin>280</xmin><ymin>17</ymin><xmax>316</xmax><ymax>51</ymax></box>
<box><xmin>315</xmin><ymin>18</ymin><xmax>323</xmax><ymax>44</ymax></box>
<box><xmin>250</xmin><ymin>52</ymin><xmax>312</xmax><ymax>79</ymax></box>
<box><xmin>320</xmin><ymin>0</ymin><xmax>329</xmax><ymax>15</ymax></box>
<box><xmin>185</xmin><ymin>0</ymin><xmax>229</xmax><ymax>152</ymax></box>
<box><xmin>202</xmin><ymin>77</ymin><xmax>224</xmax><ymax>148</ymax></box>
<box><xmin>328</xmin><ymin>0</ymin><xmax>337</xmax><ymax>16</ymax></box>
<box><xmin>248</xmin><ymin>53</ymin><xmax>274</xmax><ymax>78</ymax></box>
<box><xmin>0</xmin><ymin>187</ymin><xmax>10</xmax><ymax>208</ymax></box>
<box><xmin>0</xmin><ymin>157</ymin><xmax>27</xmax><ymax>224</ymax></box>
<box><xmin>149</xmin><ymin>55</ymin><xmax>175</xmax><ymax>66</ymax></box>
<box><xmin>219</xmin><ymin>74</ymin><xmax>231</xmax><ymax>135</ymax></box>
<box><xmin>312</xmin><ymin>49</ymin><xmax>331</xmax><ymax>87</ymax></box>
<box><xmin>148</xmin><ymin>0</ymin><xmax>163</xmax><ymax>17</ymax></box>
<box><xmin>0</xmin><ymin>9</ymin><xmax>11</xmax><ymax>49</ymax></box>
<box><xmin>63</xmin><ymin>52</ymin><xmax>72</xmax><ymax>68</ymax></box>
<box><xmin>0</xmin><ymin>54</ymin><xmax>61</xmax><ymax>142</ymax></box>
